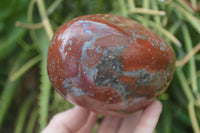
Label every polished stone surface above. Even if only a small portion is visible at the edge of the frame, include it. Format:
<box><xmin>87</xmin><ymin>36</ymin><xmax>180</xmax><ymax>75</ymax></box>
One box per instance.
<box><xmin>47</xmin><ymin>14</ymin><xmax>175</xmax><ymax>116</ymax></box>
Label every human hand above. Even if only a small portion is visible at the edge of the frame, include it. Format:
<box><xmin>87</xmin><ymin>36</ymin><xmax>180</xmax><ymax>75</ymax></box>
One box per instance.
<box><xmin>42</xmin><ymin>100</ymin><xmax>162</xmax><ymax>133</ymax></box>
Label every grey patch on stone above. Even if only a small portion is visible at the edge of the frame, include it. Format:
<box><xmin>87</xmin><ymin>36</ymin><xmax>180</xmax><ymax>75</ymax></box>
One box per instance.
<box><xmin>67</xmin><ymin>87</ymin><xmax>85</xmax><ymax>96</ymax></box>
<box><xmin>160</xmin><ymin>42</ymin><xmax>166</xmax><ymax>51</ymax></box>
<box><xmin>94</xmin><ymin>51</ymin><xmax>134</xmax><ymax>105</ymax></box>
<box><xmin>131</xmin><ymin>30</ymin><xmax>146</xmax><ymax>40</ymax></box>
<box><xmin>62</xmin><ymin>78</ymin><xmax>76</xmax><ymax>89</ymax></box>
<box><xmin>94</xmin><ymin>51</ymin><xmax>122</xmax><ymax>86</ymax></box>
<box><xmin>151</xmin><ymin>41</ymin><xmax>158</xmax><ymax>49</ymax></box>
<box><xmin>122</xmin><ymin>68</ymin><xmax>166</xmax><ymax>90</ymax></box>
<box><xmin>150</xmin><ymin>39</ymin><xmax>167</xmax><ymax>51</ymax></box>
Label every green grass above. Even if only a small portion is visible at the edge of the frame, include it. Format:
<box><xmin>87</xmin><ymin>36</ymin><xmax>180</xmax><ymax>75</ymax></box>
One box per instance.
<box><xmin>0</xmin><ymin>0</ymin><xmax>200</xmax><ymax>132</ymax></box>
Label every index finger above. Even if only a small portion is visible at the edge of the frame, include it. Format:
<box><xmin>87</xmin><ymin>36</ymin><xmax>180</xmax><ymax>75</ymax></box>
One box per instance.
<box><xmin>133</xmin><ymin>100</ymin><xmax>162</xmax><ymax>133</ymax></box>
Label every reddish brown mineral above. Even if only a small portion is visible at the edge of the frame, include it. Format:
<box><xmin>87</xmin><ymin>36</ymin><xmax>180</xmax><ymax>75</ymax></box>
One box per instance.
<box><xmin>47</xmin><ymin>14</ymin><xmax>175</xmax><ymax>116</ymax></box>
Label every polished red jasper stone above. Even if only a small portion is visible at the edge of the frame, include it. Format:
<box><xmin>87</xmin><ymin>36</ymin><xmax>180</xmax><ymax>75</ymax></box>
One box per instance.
<box><xmin>47</xmin><ymin>14</ymin><xmax>175</xmax><ymax>116</ymax></box>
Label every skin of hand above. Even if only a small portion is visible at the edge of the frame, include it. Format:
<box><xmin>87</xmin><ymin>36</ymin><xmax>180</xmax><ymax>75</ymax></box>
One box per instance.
<box><xmin>42</xmin><ymin>100</ymin><xmax>162</xmax><ymax>133</ymax></box>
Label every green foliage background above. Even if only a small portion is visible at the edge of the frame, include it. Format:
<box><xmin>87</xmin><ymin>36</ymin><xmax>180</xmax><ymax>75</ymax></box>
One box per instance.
<box><xmin>0</xmin><ymin>0</ymin><xmax>200</xmax><ymax>132</ymax></box>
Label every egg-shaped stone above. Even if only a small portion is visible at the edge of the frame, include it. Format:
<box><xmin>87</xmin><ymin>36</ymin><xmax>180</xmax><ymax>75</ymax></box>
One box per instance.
<box><xmin>47</xmin><ymin>14</ymin><xmax>175</xmax><ymax>116</ymax></box>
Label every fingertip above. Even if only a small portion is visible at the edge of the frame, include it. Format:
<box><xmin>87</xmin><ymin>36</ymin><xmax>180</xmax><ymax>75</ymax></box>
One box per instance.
<box><xmin>77</xmin><ymin>112</ymin><xmax>99</xmax><ymax>133</ymax></box>
<box><xmin>133</xmin><ymin>100</ymin><xmax>163</xmax><ymax>133</ymax></box>
<box><xmin>155</xmin><ymin>100</ymin><xmax>162</xmax><ymax>108</ymax></box>
<box><xmin>42</xmin><ymin>106</ymin><xmax>90</xmax><ymax>133</ymax></box>
<box><xmin>152</xmin><ymin>100</ymin><xmax>163</xmax><ymax>112</ymax></box>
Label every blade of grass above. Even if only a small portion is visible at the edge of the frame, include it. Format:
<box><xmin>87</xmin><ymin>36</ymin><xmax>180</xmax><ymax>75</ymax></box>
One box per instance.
<box><xmin>151</xmin><ymin>0</ymin><xmax>162</xmax><ymax>26</ymax></box>
<box><xmin>118</xmin><ymin>0</ymin><xmax>128</xmax><ymax>16</ymax></box>
<box><xmin>176</xmin><ymin>67</ymin><xmax>200</xmax><ymax>132</ymax></box>
<box><xmin>173</xmin><ymin>3</ymin><xmax>200</xmax><ymax>34</ymax></box>
<box><xmin>34</xmin><ymin>29</ymin><xmax>52</xmax><ymax>131</ymax></box>
<box><xmin>196</xmin><ymin>54</ymin><xmax>200</xmax><ymax>60</ymax></box>
<box><xmin>142</xmin><ymin>0</ymin><xmax>150</xmax><ymax>26</ymax></box>
<box><xmin>27</xmin><ymin>0</ymin><xmax>40</xmax><ymax>51</ymax></box>
<box><xmin>10</xmin><ymin>55</ymin><xmax>42</xmax><ymax>81</ymax></box>
<box><xmin>0</xmin><ymin>51</ymin><xmax>28</xmax><ymax>129</ymax></box>
<box><xmin>167</xmin><ymin>20</ymin><xmax>182</xmax><ymax>49</ymax></box>
<box><xmin>188</xmin><ymin>102</ymin><xmax>200</xmax><ymax>133</ymax></box>
<box><xmin>128</xmin><ymin>0</ymin><xmax>135</xmax><ymax>10</ymax></box>
<box><xmin>175</xmin><ymin>68</ymin><xmax>195</xmax><ymax>103</ymax></box>
<box><xmin>36</xmin><ymin>0</ymin><xmax>53</xmax><ymax>39</ymax></box>
<box><xmin>156</xmin><ymin>100</ymin><xmax>172</xmax><ymax>133</ymax></box>
<box><xmin>16</xmin><ymin>21</ymin><xmax>43</xmax><ymax>29</ymax></box>
<box><xmin>0</xmin><ymin>79</ymin><xmax>21</xmax><ymax>130</ymax></box>
<box><xmin>129</xmin><ymin>8</ymin><xmax>165</xmax><ymax>16</ymax></box>
<box><xmin>26</xmin><ymin>109</ymin><xmax>38</xmax><ymax>133</ymax></box>
<box><xmin>38</xmin><ymin>59</ymin><xmax>51</xmax><ymax>131</ymax></box>
<box><xmin>182</xmin><ymin>25</ymin><xmax>199</xmax><ymax>97</ymax></box>
<box><xmin>171</xmin><ymin>104</ymin><xmax>192</xmax><ymax>133</ymax></box>
<box><xmin>168</xmin><ymin>20</ymin><xmax>182</xmax><ymax>34</ymax></box>
<box><xmin>0</xmin><ymin>26</ymin><xmax>26</xmax><ymax>60</ymax></box>
<box><xmin>135</xmin><ymin>15</ymin><xmax>182</xmax><ymax>47</ymax></box>
<box><xmin>188</xmin><ymin>70</ymin><xmax>200</xmax><ymax>87</ymax></box>
<box><xmin>36</xmin><ymin>0</ymin><xmax>53</xmax><ymax>131</ymax></box>
<box><xmin>175</xmin><ymin>0</ymin><xmax>194</xmax><ymax>13</ymax></box>
<box><xmin>150</xmin><ymin>21</ymin><xmax>182</xmax><ymax>47</ymax></box>
<box><xmin>176</xmin><ymin>43</ymin><xmax>200</xmax><ymax>67</ymax></box>
<box><xmin>95</xmin><ymin>0</ymin><xmax>104</xmax><ymax>13</ymax></box>
<box><xmin>47</xmin><ymin>0</ymin><xmax>63</xmax><ymax>15</ymax></box>
<box><xmin>14</xmin><ymin>93</ymin><xmax>35</xmax><ymax>133</ymax></box>
<box><xmin>172</xmin><ymin>104</ymin><xmax>191</xmax><ymax>127</ymax></box>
